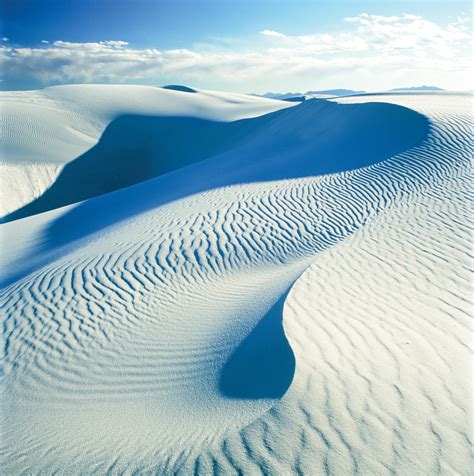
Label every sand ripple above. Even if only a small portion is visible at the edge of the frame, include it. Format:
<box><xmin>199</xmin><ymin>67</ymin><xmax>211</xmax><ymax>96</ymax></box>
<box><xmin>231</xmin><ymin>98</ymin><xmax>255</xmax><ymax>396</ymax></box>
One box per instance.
<box><xmin>1</xmin><ymin>92</ymin><xmax>472</xmax><ymax>474</ymax></box>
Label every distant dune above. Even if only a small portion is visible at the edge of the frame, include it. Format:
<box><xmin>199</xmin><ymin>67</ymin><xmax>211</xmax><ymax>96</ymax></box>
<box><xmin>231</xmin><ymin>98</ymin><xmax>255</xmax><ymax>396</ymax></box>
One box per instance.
<box><xmin>1</xmin><ymin>86</ymin><xmax>472</xmax><ymax>474</ymax></box>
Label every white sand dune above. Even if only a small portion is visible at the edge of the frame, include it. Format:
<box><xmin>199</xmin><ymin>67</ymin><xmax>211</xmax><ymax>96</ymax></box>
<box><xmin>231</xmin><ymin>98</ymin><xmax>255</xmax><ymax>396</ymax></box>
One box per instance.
<box><xmin>1</xmin><ymin>87</ymin><xmax>472</xmax><ymax>474</ymax></box>
<box><xmin>0</xmin><ymin>85</ymin><xmax>292</xmax><ymax>218</ymax></box>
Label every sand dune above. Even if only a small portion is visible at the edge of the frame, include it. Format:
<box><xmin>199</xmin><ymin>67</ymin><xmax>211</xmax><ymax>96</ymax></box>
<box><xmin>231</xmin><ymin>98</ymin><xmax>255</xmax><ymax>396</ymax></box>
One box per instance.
<box><xmin>1</xmin><ymin>88</ymin><xmax>472</xmax><ymax>474</ymax></box>
<box><xmin>1</xmin><ymin>85</ymin><xmax>292</xmax><ymax>218</ymax></box>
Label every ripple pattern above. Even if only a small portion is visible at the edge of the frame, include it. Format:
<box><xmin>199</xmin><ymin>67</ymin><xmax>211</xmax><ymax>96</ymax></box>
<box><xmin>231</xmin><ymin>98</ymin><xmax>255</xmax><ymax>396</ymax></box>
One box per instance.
<box><xmin>1</xmin><ymin>93</ymin><xmax>472</xmax><ymax>474</ymax></box>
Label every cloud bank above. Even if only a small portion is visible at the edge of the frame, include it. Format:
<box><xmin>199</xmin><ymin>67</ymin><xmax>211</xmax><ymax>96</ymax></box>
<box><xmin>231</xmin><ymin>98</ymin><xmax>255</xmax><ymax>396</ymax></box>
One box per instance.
<box><xmin>1</xmin><ymin>14</ymin><xmax>471</xmax><ymax>91</ymax></box>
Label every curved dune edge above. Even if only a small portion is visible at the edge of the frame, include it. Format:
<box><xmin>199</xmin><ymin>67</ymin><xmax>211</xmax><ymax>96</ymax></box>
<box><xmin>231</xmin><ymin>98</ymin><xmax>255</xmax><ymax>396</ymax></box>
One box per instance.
<box><xmin>190</xmin><ymin>167</ymin><xmax>471</xmax><ymax>475</ymax></box>
<box><xmin>2</xmin><ymin>90</ymin><xmax>428</xmax><ymax>224</ymax></box>
<box><xmin>0</xmin><ymin>97</ymin><xmax>429</xmax><ymax>288</ymax></box>
<box><xmin>0</xmin><ymin>84</ymin><xmax>294</xmax><ymax>218</ymax></box>
<box><xmin>163</xmin><ymin>93</ymin><xmax>472</xmax><ymax>474</ymax></box>
<box><xmin>1</xmin><ymin>93</ymin><xmax>472</xmax><ymax>474</ymax></box>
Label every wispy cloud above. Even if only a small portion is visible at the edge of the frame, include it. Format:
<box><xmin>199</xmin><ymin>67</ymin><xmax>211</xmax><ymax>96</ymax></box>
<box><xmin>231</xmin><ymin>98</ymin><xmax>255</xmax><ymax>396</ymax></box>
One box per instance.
<box><xmin>259</xmin><ymin>30</ymin><xmax>287</xmax><ymax>38</ymax></box>
<box><xmin>1</xmin><ymin>14</ymin><xmax>471</xmax><ymax>91</ymax></box>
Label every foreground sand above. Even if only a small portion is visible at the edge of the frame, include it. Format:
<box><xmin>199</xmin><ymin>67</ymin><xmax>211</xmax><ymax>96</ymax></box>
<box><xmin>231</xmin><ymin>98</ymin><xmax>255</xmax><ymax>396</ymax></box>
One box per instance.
<box><xmin>1</xmin><ymin>86</ymin><xmax>472</xmax><ymax>474</ymax></box>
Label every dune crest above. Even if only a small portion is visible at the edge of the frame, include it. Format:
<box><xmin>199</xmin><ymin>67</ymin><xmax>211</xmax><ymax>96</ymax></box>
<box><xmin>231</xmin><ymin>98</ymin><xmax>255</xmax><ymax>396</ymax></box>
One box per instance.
<box><xmin>0</xmin><ymin>84</ymin><xmax>293</xmax><ymax>218</ymax></box>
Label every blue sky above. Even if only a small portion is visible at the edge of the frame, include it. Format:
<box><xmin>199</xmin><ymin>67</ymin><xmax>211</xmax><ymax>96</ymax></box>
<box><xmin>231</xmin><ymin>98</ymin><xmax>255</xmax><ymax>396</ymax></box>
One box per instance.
<box><xmin>1</xmin><ymin>0</ymin><xmax>472</xmax><ymax>91</ymax></box>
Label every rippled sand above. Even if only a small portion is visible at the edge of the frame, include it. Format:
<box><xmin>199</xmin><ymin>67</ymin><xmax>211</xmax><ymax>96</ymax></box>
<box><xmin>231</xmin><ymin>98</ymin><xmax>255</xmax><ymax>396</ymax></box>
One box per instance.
<box><xmin>1</xmin><ymin>87</ymin><xmax>471</xmax><ymax>474</ymax></box>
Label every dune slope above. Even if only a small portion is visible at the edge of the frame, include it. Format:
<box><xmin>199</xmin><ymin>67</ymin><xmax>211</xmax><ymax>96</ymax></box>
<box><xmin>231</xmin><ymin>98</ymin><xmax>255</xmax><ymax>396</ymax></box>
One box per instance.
<box><xmin>0</xmin><ymin>84</ymin><xmax>293</xmax><ymax>218</ymax></box>
<box><xmin>2</xmin><ymin>89</ymin><xmax>428</xmax><ymax>223</ymax></box>
<box><xmin>1</xmin><ymin>90</ymin><xmax>472</xmax><ymax>474</ymax></box>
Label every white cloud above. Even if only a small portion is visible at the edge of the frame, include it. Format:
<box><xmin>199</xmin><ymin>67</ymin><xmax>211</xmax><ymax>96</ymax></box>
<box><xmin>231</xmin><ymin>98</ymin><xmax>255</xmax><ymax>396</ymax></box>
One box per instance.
<box><xmin>259</xmin><ymin>29</ymin><xmax>287</xmax><ymax>38</ymax></box>
<box><xmin>1</xmin><ymin>14</ymin><xmax>471</xmax><ymax>91</ymax></box>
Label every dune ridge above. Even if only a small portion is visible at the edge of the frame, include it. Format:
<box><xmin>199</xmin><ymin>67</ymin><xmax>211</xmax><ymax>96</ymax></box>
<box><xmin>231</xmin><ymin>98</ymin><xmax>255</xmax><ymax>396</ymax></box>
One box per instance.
<box><xmin>1</xmin><ymin>89</ymin><xmax>472</xmax><ymax>474</ymax></box>
<box><xmin>2</xmin><ymin>94</ymin><xmax>429</xmax><ymax>223</ymax></box>
<box><xmin>0</xmin><ymin>84</ymin><xmax>293</xmax><ymax>217</ymax></box>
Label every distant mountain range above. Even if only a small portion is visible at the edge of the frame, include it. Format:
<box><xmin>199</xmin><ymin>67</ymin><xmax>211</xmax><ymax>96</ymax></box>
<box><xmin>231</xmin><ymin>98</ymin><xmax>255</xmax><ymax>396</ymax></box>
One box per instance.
<box><xmin>253</xmin><ymin>86</ymin><xmax>445</xmax><ymax>101</ymax></box>
<box><xmin>254</xmin><ymin>89</ymin><xmax>365</xmax><ymax>100</ymax></box>
<box><xmin>388</xmin><ymin>86</ymin><xmax>444</xmax><ymax>91</ymax></box>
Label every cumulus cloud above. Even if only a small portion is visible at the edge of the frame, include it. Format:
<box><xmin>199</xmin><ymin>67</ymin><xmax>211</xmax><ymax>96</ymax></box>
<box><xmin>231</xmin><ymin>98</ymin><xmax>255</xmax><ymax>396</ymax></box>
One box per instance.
<box><xmin>1</xmin><ymin>14</ymin><xmax>471</xmax><ymax>91</ymax></box>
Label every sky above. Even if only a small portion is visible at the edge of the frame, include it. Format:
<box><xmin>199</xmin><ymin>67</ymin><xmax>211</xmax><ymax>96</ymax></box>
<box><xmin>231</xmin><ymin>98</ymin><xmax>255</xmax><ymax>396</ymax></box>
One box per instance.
<box><xmin>0</xmin><ymin>0</ymin><xmax>472</xmax><ymax>92</ymax></box>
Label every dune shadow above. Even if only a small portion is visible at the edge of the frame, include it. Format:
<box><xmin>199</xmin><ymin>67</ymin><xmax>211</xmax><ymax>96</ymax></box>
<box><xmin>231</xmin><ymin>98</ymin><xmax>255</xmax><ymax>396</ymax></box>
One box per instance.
<box><xmin>1</xmin><ymin>99</ymin><xmax>430</xmax><ymax>287</ymax></box>
<box><xmin>2</xmin><ymin>114</ymin><xmax>260</xmax><ymax>224</ymax></box>
<box><xmin>219</xmin><ymin>289</ymin><xmax>295</xmax><ymax>399</ymax></box>
<box><xmin>162</xmin><ymin>84</ymin><xmax>197</xmax><ymax>93</ymax></box>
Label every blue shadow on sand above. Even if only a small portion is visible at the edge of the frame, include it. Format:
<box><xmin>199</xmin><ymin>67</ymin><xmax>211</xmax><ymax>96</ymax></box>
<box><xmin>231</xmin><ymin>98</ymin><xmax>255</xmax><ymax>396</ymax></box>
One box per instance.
<box><xmin>1</xmin><ymin>99</ymin><xmax>430</xmax><ymax>287</ymax></box>
<box><xmin>219</xmin><ymin>289</ymin><xmax>295</xmax><ymax>399</ymax></box>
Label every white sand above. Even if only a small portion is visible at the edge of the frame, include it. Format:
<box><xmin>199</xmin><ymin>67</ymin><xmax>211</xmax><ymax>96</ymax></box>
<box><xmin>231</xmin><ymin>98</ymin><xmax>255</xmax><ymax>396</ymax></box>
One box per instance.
<box><xmin>0</xmin><ymin>85</ymin><xmax>293</xmax><ymax>218</ymax></box>
<box><xmin>1</xmin><ymin>87</ymin><xmax>472</xmax><ymax>474</ymax></box>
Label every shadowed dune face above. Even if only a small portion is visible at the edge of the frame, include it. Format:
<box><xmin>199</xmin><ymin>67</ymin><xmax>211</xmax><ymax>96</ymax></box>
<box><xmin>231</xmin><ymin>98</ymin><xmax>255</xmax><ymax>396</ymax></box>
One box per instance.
<box><xmin>1</xmin><ymin>99</ymin><xmax>429</xmax><ymax>287</ymax></box>
<box><xmin>2</xmin><ymin>100</ymin><xmax>429</xmax><ymax>225</ymax></box>
<box><xmin>220</xmin><ymin>289</ymin><xmax>295</xmax><ymax>399</ymax></box>
<box><xmin>2</xmin><ymin>115</ymin><xmax>258</xmax><ymax>223</ymax></box>
<box><xmin>2</xmin><ymin>99</ymin><xmax>429</xmax><ymax>228</ymax></box>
